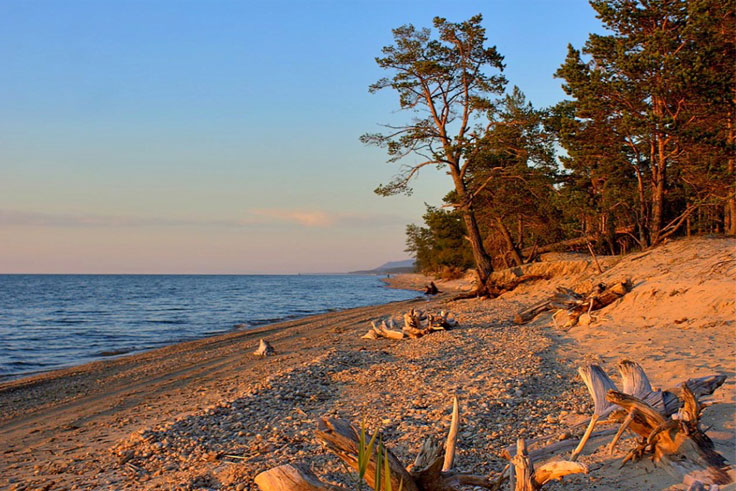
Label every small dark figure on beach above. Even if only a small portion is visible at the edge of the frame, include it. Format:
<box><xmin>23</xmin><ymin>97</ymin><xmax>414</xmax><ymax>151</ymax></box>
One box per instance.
<box><xmin>424</xmin><ymin>281</ymin><xmax>440</xmax><ymax>295</ymax></box>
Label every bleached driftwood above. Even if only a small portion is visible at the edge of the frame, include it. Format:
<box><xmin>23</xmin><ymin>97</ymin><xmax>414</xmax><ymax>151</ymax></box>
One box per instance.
<box><xmin>311</xmin><ymin>398</ymin><xmax>505</xmax><ymax>490</ymax></box>
<box><xmin>442</xmin><ymin>395</ymin><xmax>459</xmax><ymax>472</ymax></box>
<box><xmin>570</xmin><ymin>365</ymin><xmax>619</xmax><ymax>461</ymax></box>
<box><xmin>362</xmin><ymin>320</ymin><xmax>405</xmax><ymax>340</ymax></box>
<box><xmin>363</xmin><ymin>310</ymin><xmax>458</xmax><ymax>341</ymax></box>
<box><xmin>509</xmin><ymin>439</ymin><xmax>588</xmax><ymax>491</ymax></box>
<box><xmin>572</xmin><ymin>361</ymin><xmax>727</xmax><ymax>465</ymax></box>
<box><xmin>514</xmin><ymin>280</ymin><xmax>631</xmax><ymax>326</ymax></box>
<box><xmin>607</xmin><ymin>388</ymin><xmax>732</xmax><ymax>485</ymax></box>
<box><xmin>502</xmin><ymin>428</ymin><xmax>619</xmax><ymax>463</ymax></box>
<box><xmin>403</xmin><ymin>308</ymin><xmax>429</xmax><ymax>338</ymax></box>
<box><xmin>253</xmin><ymin>338</ymin><xmax>276</xmax><ymax>357</ymax></box>
<box><xmin>254</xmin><ymin>463</ymin><xmax>345</xmax><ymax>490</ymax></box>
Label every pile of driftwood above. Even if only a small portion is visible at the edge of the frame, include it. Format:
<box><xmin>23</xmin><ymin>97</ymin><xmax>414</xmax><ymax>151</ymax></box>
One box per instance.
<box><xmin>514</xmin><ymin>280</ymin><xmax>632</xmax><ymax>327</ymax></box>
<box><xmin>255</xmin><ymin>397</ymin><xmax>588</xmax><ymax>490</ymax></box>
<box><xmin>253</xmin><ymin>359</ymin><xmax>730</xmax><ymax>490</ymax></box>
<box><xmin>362</xmin><ymin>309</ymin><xmax>458</xmax><ymax>341</ymax></box>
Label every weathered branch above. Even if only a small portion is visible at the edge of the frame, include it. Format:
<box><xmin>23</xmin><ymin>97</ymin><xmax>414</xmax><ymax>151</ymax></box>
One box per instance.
<box><xmin>442</xmin><ymin>395</ymin><xmax>459</xmax><ymax>472</ymax></box>
<box><xmin>316</xmin><ymin>418</ymin><xmax>418</xmax><ymax>491</ymax></box>
<box><xmin>254</xmin><ymin>464</ymin><xmax>346</xmax><ymax>490</ymax></box>
<box><xmin>511</xmin><ymin>439</ymin><xmax>588</xmax><ymax>490</ymax></box>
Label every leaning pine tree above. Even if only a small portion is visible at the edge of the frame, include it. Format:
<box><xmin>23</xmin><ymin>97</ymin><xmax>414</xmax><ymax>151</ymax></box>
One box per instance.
<box><xmin>362</xmin><ymin>14</ymin><xmax>506</xmax><ymax>294</ymax></box>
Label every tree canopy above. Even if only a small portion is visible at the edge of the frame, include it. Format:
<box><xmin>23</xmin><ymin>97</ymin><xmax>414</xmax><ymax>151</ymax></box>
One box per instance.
<box><xmin>370</xmin><ymin>3</ymin><xmax>734</xmax><ymax>278</ymax></box>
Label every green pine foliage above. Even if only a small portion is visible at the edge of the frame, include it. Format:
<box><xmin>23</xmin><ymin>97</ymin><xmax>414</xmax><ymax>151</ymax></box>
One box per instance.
<box><xmin>384</xmin><ymin>3</ymin><xmax>734</xmax><ymax>274</ymax></box>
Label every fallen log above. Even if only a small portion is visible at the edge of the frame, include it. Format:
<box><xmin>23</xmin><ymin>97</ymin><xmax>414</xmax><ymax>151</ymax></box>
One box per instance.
<box><xmin>453</xmin><ymin>274</ymin><xmax>551</xmax><ymax>301</ymax></box>
<box><xmin>514</xmin><ymin>299</ymin><xmax>552</xmax><ymax>325</ymax></box>
<box><xmin>253</xmin><ymin>339</ymin><xmax>276</xmax><ymax>357</ymax></box>
<box><xmin>254</xmin><ymin>464</ymin><xmax>345</xmax><ymax>490</ymax></box>
<box><xmin>515</xmin><ymin>280</ymin><xmax>631</xmax><ymax>326</ymax></box>
<box><xmin>520</xmin><ymin>226</ymin><xmax>634</xmax><ymax>257</ymax></box>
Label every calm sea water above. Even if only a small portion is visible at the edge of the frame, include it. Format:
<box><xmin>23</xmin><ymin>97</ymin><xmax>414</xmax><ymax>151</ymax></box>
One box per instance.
<box><xmin>0</xmin><ymin>274</ymin><xmax>419</xmax><ymax>380</ymax></box>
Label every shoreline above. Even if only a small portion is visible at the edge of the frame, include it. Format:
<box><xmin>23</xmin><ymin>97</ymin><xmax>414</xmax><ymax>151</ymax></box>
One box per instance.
<box><xmin>0</xmin><ymin>275</ymin><xmax>422</xmax><ymax>384</ymax></box>
<box><xmin>1</xmin><ymin>237</ymin><xmax>734</xmax><ymax>490</ymax></box>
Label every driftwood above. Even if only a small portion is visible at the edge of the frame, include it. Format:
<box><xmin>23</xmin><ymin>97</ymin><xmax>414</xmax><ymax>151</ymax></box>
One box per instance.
<box><xmin>514</xmin><ymin>280</ymin><xmax>631</xmax><ymax>325</ymax></box>
<box><xmin>570</xmin><ymin>359</ymin><xmax>729</xmax><ymax>486</ymax></box>
<box><xmin>253</xmin><ymin>338</ymin><xmax>276</xmax><ymax>357</ymax></box>
<box><xmin>452</xmin><ymin>274</ymin><xmax>551</xmax><ymax>301</ymax></box>
<box><xmin>363</xmin><ymin>310</ymin><xmax>458</xmax><ymax>341</ymax></box>
<box><xmin>316</xmin><ymin>418</ymin><xmax>417</xmax><ymax>491</ymax></box>
<box><xmin>570</xmin><ymin>365</ymin><xmax>620</xmax><ymax>460</ymax></box>
<box><xmin>502</xmin><ymin>428</ymin><xmax>619</xmax><ymax>463</ymax></box>
<box><xmin>509</xmin><ymin>439</ymin><xmax>588</xmax><ymax>490</ymax></box>
<box><xmin>607</xmin><ymin>389</ymin><xmax>732</xmax><ymax>485</ymax></box>
<box><xmin>311</xmin><ymin>398</ymin><xmax>505</xmax><ymax>490</ymax></box>
<box><xmin>254</xmin><ymin>464</ymin><xmax>345</xmax><ymax>490</ymax></box>
<box><xmin>363</xmin><ymin>320</ymin><xmax>405</xmax><ymax>340</ymax></box>
<box><xmin>424</xmin><ymin>282</ymin><xmax>440</xmax><ymax>295</ymax></box>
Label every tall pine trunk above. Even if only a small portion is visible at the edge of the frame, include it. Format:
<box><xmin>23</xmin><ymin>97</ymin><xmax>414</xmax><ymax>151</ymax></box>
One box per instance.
<box><xmin>451</xmin><ymin>166</ymin><xmax>494</xmax><ymax>288</ymax></box>
<box><xmin>650</xmin><ymin>101</ymin><xmax>668</xmax><ymax>246</ymax></box>
<box><xmin>462</xmin><ymin>209</ymin><xmax>494</xmax><ymax>285</ymax></box>
<box><xmin>727</xmin><ymin>117</ymin><xmax>736</xmax><ymax>235</ymax></box>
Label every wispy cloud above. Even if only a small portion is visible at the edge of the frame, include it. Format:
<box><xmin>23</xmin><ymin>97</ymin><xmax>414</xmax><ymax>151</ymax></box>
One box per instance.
<box><xmin>0</xmin><ymin>208</ymin><xmax>407</xmax><ymax>229</ymax></box>
<box><xmin>248</xmin><ymin>209</ymin><xmax>336</xmax><ymax>227</ymax></box>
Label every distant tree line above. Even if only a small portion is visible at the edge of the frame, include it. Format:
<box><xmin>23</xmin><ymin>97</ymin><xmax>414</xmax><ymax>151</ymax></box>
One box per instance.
<box><xmin>365</xmin><ymin>0</ymin><xmax>734</xmax><ymax>282</ymax></box>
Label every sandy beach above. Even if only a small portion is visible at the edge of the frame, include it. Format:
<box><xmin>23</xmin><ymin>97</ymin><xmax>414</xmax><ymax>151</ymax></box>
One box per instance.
<box><xmin>1</xmin><ymin>236</ymin><xmax>734</xmax><ymax>490</ymax></box>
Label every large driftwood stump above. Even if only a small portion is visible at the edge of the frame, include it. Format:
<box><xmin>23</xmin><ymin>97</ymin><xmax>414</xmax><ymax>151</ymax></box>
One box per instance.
<box><xmin>253</xmin><ymin>338</ymin><xmax>276</xmax><ymax>357</ymax></box>
<box><xmin>607</xmin><ymin>389</ymin><xmax>732</xmax><ymax>485</ymax></box>
<box><xmin>569</xmin><ymin>364</ymin><xmax>621</xmax><ymax>460</ymax></box>
<box><xmin>571</xmin><ymin>359</ymin><xmax>730</xmax><ymax>486</ymax></box>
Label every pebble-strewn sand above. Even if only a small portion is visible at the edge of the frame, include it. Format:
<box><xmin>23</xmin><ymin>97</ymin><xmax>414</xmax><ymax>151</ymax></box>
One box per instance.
<box><xmin>1</xmin><ymin>237</ymin><xmax>734</xmax><ymax>490</ymax></box>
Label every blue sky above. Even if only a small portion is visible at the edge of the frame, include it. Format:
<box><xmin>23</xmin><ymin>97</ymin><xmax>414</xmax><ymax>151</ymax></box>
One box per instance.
<box><xmin>0</xmin><ymin>1</ymin><xmax>602</xmax><ymax>273</ymax></box>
